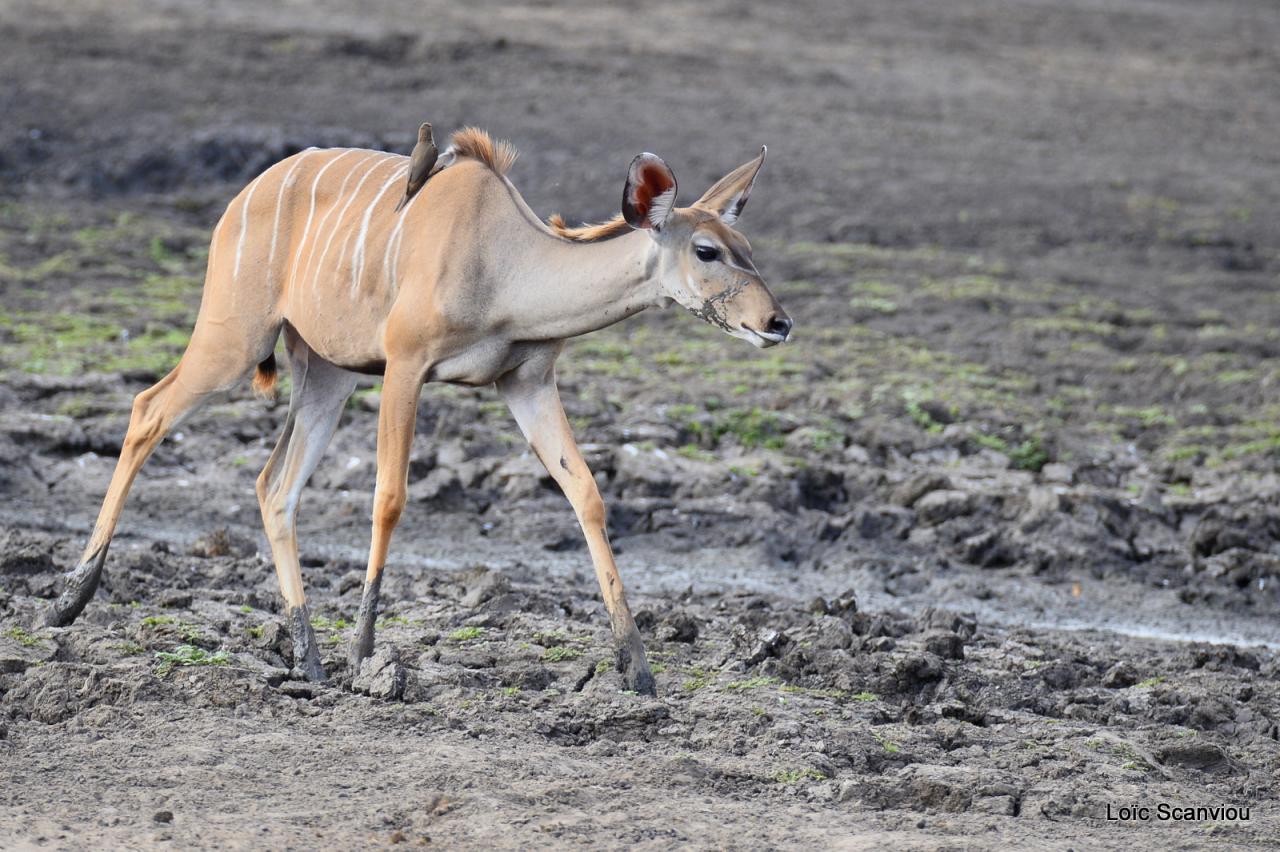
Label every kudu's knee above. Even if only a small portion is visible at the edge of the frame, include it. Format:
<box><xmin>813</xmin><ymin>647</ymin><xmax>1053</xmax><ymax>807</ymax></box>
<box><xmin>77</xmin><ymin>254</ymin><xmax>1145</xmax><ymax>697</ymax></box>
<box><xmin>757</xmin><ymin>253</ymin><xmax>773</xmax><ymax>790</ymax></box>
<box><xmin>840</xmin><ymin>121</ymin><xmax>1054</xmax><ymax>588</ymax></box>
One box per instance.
<box><xmin>577</xmin><ymin>490</ymin><xmax>607</xmax><ymax>531</ymax></box>
<box><xmin>255</xmin><ymin>471</ymin><xmax>291</xmax><ymax>533</ymax></box>
<box><xmin>122</xmin><ymin>391</ymin><xmax>165</xmax><ymax>454</ymax></box>
<box><xmin>254</xmin><ymin>468</ymin><xmax>272</xmax><ymax>509</ymax></box>
<box><xmin>373</xmin><ymin>487</ymin><xmax>406</xmax><ymax>530</ymax></box>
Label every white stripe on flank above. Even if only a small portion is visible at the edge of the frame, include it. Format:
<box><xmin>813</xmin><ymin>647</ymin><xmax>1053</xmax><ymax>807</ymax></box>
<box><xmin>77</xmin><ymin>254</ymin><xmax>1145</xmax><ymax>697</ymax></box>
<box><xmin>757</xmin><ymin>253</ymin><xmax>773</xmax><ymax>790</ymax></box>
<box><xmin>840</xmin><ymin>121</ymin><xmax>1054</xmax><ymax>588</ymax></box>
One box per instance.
<box><xmin>300</xmin><ymin>150</ymin><xmax>375</xmax><ymax>284</ymax></box>
<box><xmin>336</xmin><ymin>230</ymin><xmax>370</xmax><ymax>287</ymax></box>
<box><xmin>266</xmin><ymin>151</ymin><xmax>312</xmax><ymax>274</ymax></box>
<box><xmin>384</xmin><ymin>179</ymin><xmax>427</xmax><ymax>293</ymax></box>
<box><xmin>301</xmin><ymin>152</ymin><xmax>379</xmax><ymax>282</ymax></box>
<box><xmin>335</xmin><ymin>230</ymin><xmax>355</xmax><ymax>273</ymax></box>
<box><xmin>389</xmin><ymin>225</ymin><xmax>408</xmax><ymax>294</ymax></box>
<box><xmin>313</xmin><ymin>154</ymin><xmax>397</xmax><ymax>290</ymax></box>
<box><xmin>287</xmin><ymin>149</ymin><xmax>357</xmax><ymax>289</ymax></box>
<box><xmin>232</xmin><ymin>171</ymin><xmax>266</xmax><ymax>282</ymax></box>
<box><xmin>351</xmin><ymin>164</ymin><xmax>409</xmax><ymax>295</ymax></box>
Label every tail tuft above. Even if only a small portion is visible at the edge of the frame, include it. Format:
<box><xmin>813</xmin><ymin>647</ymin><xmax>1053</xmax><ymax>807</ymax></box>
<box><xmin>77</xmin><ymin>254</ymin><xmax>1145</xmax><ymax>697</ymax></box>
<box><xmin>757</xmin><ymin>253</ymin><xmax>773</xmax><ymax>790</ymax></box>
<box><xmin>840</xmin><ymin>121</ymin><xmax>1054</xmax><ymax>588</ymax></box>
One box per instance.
<box><xmin>251</xmin><ymin>354</ymin><xmax>278</xmax><ymax>398</ymax></box>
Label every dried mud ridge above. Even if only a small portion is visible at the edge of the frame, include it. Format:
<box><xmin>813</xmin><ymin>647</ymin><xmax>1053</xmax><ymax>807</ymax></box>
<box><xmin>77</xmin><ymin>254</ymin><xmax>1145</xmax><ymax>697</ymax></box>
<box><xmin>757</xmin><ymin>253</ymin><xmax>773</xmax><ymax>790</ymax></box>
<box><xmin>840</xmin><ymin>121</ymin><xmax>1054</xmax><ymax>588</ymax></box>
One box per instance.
<box><xmin>3</xmin><ymin>370</ymin><xmax>1279</xmax><ymax>614</ymax></box>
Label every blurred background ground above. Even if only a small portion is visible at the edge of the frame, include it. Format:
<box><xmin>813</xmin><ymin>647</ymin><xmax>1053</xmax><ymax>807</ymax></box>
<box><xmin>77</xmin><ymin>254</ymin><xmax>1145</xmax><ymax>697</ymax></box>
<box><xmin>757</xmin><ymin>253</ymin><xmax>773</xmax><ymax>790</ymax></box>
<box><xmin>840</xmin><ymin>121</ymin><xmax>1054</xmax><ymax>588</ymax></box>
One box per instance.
<box><xmin>1</xmin><ymin>0</ymin><xmax>1279</xmax><ymax>848</ymax></box>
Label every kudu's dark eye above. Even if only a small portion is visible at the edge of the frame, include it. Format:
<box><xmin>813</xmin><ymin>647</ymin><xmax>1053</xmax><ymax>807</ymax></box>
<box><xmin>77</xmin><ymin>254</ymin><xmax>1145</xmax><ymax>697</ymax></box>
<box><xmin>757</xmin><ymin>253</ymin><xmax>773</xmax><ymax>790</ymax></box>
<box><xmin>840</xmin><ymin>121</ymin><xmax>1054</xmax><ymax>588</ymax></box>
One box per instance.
<box><xmin>694</xmin><ymin>244</ymin><xmax>721</xmax><ymax>263</ymax></box>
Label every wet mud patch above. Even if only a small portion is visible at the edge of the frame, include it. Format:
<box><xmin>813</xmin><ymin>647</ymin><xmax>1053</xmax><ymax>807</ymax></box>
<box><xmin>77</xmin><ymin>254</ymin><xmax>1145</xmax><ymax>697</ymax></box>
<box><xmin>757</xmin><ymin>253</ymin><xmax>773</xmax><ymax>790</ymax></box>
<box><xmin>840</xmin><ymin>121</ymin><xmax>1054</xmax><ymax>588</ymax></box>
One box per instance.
<box><xmin>3</xmin><ymin>524</ymin><xmax>1280</xmax><ymax>846</ymax></box>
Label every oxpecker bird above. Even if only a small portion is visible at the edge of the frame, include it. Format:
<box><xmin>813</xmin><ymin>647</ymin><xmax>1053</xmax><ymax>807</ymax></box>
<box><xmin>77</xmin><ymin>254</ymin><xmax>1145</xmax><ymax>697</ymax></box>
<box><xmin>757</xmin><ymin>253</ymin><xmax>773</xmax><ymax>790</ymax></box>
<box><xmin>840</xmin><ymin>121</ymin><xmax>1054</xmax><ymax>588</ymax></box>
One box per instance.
<box><xmin>394</xmin><ymin>122</ymin><xmax>438</xmax><ymax>212</ymax></box>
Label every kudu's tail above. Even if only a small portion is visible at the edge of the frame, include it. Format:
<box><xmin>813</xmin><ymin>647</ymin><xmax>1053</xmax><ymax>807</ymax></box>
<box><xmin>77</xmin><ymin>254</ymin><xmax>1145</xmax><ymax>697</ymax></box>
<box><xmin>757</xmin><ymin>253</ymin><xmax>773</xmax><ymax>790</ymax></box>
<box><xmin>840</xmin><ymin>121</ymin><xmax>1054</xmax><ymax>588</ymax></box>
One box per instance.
<box><xmin>251</xmin><ymin>353</ymin><xmax>278</xmax><ymax>397</ymax></box>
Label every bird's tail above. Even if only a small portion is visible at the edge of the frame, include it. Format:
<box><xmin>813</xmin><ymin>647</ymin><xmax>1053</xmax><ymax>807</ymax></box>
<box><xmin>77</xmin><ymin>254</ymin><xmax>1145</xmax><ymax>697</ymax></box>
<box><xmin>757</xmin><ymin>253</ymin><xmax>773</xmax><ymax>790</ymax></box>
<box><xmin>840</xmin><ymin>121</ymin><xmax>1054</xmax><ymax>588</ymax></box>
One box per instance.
<box><xmin>393</xmin><ymin>193</ymin><xmax>407</xmax><ymax>213</ymax></box>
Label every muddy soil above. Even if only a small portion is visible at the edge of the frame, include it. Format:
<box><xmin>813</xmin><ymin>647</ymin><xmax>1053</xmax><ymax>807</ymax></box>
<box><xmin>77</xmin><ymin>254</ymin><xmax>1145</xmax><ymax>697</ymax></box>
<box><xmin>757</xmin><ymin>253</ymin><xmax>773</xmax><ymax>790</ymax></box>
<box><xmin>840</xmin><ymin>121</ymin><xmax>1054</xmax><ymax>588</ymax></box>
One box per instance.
<box><xmin>3</xmin><ymin>0</ymin><xmax>1280</xmax><ymax>848</ymax></box>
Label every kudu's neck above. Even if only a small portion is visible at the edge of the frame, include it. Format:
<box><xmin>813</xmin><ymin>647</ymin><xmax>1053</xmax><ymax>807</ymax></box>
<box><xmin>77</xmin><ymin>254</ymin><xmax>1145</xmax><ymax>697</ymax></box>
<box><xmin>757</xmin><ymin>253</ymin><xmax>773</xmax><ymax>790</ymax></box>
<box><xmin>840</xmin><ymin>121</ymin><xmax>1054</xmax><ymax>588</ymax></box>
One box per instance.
<box><xmin>502</xmin><ymin>229</ymin><xmax>665</xmax><ymax>342</ymax></box>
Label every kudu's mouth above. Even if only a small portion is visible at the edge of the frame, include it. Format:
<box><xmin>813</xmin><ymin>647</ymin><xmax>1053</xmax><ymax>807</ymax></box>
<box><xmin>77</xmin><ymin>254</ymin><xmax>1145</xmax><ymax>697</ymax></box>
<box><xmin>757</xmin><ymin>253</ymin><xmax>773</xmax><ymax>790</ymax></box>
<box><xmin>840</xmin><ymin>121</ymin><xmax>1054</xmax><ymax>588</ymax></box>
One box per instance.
<box><xmin>738</xmin><ymin>323</ymin><xmax>791</xmax><ymax>348</ymax></box>
<box><xmin>739</xmin><ymin>308</ymin><xmax>793</xmax><ymax>348</ymax></box>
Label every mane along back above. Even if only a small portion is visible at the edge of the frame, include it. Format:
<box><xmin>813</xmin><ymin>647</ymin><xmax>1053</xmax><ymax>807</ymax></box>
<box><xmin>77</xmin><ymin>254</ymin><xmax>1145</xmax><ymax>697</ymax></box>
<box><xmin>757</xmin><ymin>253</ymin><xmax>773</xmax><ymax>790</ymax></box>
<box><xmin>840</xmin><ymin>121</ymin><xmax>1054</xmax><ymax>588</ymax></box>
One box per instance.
<box><xmin>450</xmin><ymin>127</ymin><xmax>631</xmax><ymax>243</ymax></box>
<box><xmin>450</xmin><ymin>127</ymin><xmax>519</xmax><ymax>176</ymax></box>
<box><xmin>546</xmin><ymin>213</ymin><xmax>632</xmax><ymax>243</ymax></box>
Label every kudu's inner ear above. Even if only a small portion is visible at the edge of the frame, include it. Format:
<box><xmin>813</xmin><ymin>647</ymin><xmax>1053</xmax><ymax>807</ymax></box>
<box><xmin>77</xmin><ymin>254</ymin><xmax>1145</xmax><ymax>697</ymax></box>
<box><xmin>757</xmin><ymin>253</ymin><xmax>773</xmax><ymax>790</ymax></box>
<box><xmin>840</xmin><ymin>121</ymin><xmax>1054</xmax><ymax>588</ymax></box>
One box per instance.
<box><xmin>622</xmin><ymin>153</ymin><xmax>678</xmax><ymax>230</ymax></box>
<box><xmin>694</xmin><ymin>146</ymin><xmax>767</xmax><ymax>226</ymax></box>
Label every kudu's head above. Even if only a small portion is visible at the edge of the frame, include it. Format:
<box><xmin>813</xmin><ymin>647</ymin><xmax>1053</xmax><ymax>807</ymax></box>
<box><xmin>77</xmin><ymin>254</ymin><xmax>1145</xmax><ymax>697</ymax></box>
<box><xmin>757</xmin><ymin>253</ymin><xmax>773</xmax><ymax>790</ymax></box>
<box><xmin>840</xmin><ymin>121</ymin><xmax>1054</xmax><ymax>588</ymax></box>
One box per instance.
<box><xmin>621</xmin><ymin>148</ymin><xmax>792</xmax><ymax>348</ymax></box>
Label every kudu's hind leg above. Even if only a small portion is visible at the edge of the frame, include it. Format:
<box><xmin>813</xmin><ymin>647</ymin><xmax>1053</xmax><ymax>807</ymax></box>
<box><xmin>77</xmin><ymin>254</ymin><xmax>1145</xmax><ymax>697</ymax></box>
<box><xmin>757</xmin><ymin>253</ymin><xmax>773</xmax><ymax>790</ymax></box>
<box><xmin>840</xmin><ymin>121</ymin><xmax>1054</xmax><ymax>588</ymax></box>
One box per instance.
<box><xmin>256</xmin><ymin>331</ymin><xmax>358</xmax><ymax>681</ymax></box>
<box><xmin>497</xmin><ymin>365</ymin><xmax>656</xmax><ymax>695</ymax></box>
<box><xmin>49</xmin><ymin>331</ymin><xmax>268</xmax><ymax>626</ymax></box>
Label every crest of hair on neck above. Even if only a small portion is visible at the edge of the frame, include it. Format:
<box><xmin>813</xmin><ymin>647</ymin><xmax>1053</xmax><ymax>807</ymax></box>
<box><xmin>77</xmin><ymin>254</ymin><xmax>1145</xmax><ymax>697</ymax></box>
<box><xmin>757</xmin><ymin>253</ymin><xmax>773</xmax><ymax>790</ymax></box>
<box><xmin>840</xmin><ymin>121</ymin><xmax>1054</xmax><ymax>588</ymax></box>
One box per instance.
<box><xmin>450</xmin><ymin>127</ymin><xmax>518</xmax><ymax>176</ymax></box>
<box><xmin>546</xmin><ymin>213</ymin><xmax>632</xmax><ymax>243</ymax></box>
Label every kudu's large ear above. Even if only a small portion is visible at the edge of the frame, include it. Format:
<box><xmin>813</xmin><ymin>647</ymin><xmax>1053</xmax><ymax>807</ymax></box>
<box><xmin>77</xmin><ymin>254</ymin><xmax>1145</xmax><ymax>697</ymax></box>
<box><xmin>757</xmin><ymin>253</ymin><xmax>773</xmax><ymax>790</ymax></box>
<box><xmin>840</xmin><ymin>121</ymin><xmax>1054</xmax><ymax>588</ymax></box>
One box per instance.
<box><xmin>622</xmin><ymin>153</ymin><xmax>678</xmax><ymax>230</ymax></box>
<box><xmin>694</xmin><ymin>146</ymin><xmax>767</xmax><ymax>226</ymax></box>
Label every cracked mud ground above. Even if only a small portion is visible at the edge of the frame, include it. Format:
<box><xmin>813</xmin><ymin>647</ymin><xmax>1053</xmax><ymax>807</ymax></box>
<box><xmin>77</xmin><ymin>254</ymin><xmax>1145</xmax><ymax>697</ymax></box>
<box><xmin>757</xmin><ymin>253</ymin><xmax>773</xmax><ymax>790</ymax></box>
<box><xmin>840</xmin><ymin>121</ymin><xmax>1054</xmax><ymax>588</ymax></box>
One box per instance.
<box><xmin>2</xmin><ymin>0</ymin><xmax>1279</xmax><ymax>848</ymax></box>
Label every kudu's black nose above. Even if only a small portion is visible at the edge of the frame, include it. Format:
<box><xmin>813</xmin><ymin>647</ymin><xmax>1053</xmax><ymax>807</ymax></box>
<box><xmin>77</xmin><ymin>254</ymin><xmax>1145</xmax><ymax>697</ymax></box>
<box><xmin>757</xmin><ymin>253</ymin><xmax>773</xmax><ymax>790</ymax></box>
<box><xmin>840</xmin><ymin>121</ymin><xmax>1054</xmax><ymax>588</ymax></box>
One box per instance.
<box><xmin>765</xmin><ymin>315</ymin><xmax>793</xmax><ymax>339</ymax></box>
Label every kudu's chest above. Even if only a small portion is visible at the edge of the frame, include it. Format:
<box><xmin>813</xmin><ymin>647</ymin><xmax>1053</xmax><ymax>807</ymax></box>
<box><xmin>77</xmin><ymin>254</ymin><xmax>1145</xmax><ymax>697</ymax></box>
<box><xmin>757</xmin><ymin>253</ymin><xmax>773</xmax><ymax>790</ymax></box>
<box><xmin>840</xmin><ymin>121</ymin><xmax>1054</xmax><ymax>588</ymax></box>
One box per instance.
<box><xmin>425</xmin><ymin>335</ymin><xmax>557</xmax><ymax>387</ymax></box>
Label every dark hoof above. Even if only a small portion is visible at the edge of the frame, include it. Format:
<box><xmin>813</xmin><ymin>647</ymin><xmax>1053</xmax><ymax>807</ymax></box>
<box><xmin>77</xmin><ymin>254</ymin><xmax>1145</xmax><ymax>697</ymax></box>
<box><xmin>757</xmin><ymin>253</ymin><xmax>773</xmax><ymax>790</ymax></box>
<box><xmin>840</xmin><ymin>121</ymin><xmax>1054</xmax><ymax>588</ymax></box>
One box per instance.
<box><xmin>288</xmin><ymin>664</ymin><xmax>327</xmax><ymax>684</ymax></box>
<box><xmin>347</xmin><ymin>651</ymin><xmax>368</xmax><ymax>675</ymax></box>
<box><xmin>46</xmin><ymin>554</ymin><xmax>108</xmax><ymax>627</ymax></box>
<box><xmin>286</xmin><ymin>603</ymin><xmax>327</xmax><ymax>683</ymax></box>
<box><xmin>624</xmin><ymin>665</ymin><xmax>657</xmax><ymax>696</ymax></box>
<box><xmin>297</xmin><ymin>658</ymin><xmax>327</xmax><ymax>683</ymax></box>
<box><xmin>616</xmin><ymin>634</ymin><xmax>657</xmax><ymax>696</ymax></box>
<box><xmin>347</xmin><ymin>634</ymin><xmax>375</xmax><ymax>675</ymax></box>
<box><xmin>46</xmin><ymin>600</ymin><xmax>78</xmax><ymax>628</ymax></box>
<box><xmin>349</xmin><ymin>575</ymin><xmax>381</xmax><ymax>673</ymax></box>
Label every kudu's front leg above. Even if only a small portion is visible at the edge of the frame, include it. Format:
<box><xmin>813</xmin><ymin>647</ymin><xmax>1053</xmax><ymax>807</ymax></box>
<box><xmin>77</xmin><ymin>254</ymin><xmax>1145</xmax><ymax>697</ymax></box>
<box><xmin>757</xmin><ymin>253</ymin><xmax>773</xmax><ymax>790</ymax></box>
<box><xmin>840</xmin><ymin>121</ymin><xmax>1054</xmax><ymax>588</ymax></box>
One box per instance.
<box><xmin>349</xmin><ymin>363</ymin><xmax>422</xmax><ymax>673</ymax></box>
<box><xmin>498</xmin><ymin>367</ymin><xmax>656</xmax><ymax>696</ymax></box>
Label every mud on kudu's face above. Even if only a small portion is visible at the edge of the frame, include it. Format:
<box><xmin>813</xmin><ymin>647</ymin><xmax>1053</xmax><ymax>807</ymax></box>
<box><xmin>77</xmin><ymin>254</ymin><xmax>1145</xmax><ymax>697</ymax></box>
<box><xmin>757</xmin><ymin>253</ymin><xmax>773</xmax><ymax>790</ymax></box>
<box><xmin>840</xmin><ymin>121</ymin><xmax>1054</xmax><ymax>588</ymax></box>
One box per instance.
<box><xmin>654</xmin><ymin>210</ymin><xmax>791</xmax><ymax>348</ymax></box>
<box><xmin>622</xmin><ymin>148</ymin><xmax>793</xmax><ymax>349</ymax></box>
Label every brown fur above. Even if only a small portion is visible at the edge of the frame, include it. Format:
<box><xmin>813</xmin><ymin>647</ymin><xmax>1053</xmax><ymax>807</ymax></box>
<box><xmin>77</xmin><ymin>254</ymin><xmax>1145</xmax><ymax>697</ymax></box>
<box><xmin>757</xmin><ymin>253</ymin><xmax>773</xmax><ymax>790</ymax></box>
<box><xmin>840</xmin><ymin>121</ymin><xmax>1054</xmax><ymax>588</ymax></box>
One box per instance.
<box><xmin>251</xmin><ymin>354</ymin><xmax>278</xmax><ymax>397</ymax></box>
<box><xmin>451</xmin><ymin>127</ymin><xmax>518</xmax><ymax>176</ymax></box>
<box><xmin>546</xmin><ymin>213</ymin><xmax>632</xmax><ymax>243</ymax></box>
